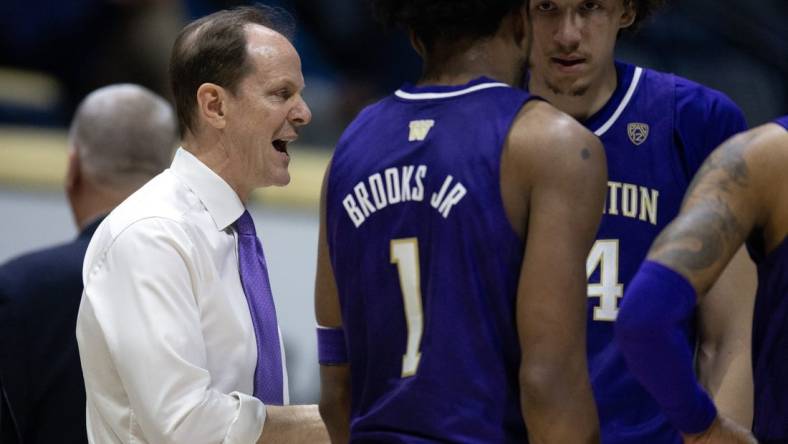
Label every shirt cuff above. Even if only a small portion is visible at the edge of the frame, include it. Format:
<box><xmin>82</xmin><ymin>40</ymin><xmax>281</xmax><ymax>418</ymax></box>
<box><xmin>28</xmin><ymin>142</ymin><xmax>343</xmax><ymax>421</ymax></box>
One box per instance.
<box><xmin>224</xmin><ymin>391</ymin><xmax>265</xmax><ymax>444</ymax></box>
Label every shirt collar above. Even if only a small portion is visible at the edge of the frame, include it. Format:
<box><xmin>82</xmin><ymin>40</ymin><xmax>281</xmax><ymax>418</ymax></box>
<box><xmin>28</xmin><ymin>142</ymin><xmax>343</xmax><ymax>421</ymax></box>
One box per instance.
<box><xmin>170</xmin><ymin>147</ymin><xmax>245</xmax><ymax>231</ymax></box>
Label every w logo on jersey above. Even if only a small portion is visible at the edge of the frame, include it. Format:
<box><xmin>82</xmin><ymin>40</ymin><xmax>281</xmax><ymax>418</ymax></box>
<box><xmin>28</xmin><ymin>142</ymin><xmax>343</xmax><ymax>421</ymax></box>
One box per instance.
<box><xmin>408</xmin><ymin>120</ymin><xmax>435</xmax><ymax>142</ymax></box>
<box><xmin>627</xmin><ymin>122</ymin><xmax>649</xmax><ymax>146</ymax></box>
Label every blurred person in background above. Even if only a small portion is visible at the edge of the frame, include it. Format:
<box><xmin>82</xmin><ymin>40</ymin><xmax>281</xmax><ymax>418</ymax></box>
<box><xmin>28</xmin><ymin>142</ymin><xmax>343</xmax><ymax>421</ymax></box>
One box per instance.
<box><xmin>316</xmin><ymin>0</ymin><xmax>606</xmax><ymax>442</ymax></box>
<box><xmin>617</xmin><ymin>116</ymin><xmax>788</xmax><ymax>443</ymax></box>
<box><xmin>524</xmin><ymin>0</ymin><xmax>754</xmax><ymax>442</ymax></box>
<box><xmin>0</xmin><ymin>83</ymin><xmax>178</xmax><ymax>444</ymax></box>
<box><xmin>75</xmin><ymin>6</ymin><xmax>328</xmax><ymax>443</ymax></box>
<box><xmin>0</xmin><ymin>0</ymin><xmax>183</xmax><ymax>125</ymax></box>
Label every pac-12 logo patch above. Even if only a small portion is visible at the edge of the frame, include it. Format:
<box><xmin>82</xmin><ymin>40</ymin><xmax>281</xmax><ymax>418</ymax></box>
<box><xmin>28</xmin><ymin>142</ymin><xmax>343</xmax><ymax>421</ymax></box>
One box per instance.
<box><xmin>408</xmin><ymin>119</ymin><xmax>434</xmax><ymax>142</ymax></box>
<box><xmin>627</xmin><ymin>122</ymin><xmax>649</xmax><ymax>146</ymax></box>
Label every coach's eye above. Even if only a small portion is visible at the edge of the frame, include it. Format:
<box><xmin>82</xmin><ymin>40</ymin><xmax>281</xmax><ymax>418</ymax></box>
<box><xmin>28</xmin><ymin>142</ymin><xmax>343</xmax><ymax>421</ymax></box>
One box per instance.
<box><xmin>275</xmin><ymin>89</ymin><xmax>293</xmax><ymax>100</ymax></box>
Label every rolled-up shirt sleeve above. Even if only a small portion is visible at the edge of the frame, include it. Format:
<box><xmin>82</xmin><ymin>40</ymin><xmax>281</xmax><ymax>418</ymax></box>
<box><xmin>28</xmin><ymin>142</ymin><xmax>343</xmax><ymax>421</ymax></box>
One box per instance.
<box><xmin>77</xmin><ymin>217</ymin><xmax>264</xmax><ymax>443</ymax></box>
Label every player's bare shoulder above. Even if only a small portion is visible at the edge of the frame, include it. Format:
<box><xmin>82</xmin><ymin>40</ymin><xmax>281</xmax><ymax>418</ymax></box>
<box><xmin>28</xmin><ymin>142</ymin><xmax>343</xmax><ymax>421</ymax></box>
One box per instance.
<box><xmin>505</xmin><ymin>100</ymin><xmax>606</xmax><ymax>190</ymax></box>
<box><xmin>743</xmin><ymin>121</ymin><xmax>788</xmax><ymax>180</ymax></box>
<box><xmin>741</xmin><ymin>121</ymin><xmax>788</xmax><ymax>246</ymax></box>
<box><xmin>690</xmin><ymin>121</ymin><xmax>788</xmax><ymax>230</ymax></box>
<box><xmin>500</xmin><ymin>100</ymin><xmax>607</xmax><ymax>239</ymax></box>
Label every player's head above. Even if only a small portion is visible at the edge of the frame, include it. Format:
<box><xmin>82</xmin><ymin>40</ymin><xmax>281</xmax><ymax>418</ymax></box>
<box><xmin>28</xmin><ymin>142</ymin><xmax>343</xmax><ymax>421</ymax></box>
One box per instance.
<box><xmin>627</xmin><ymin>0</ymin><xmax>664</xmax><ymax>32</ymax></box>
<box><xmin>371</xmin><ymin>0</ymin><xmax>530</xmax><ymax>81</ymax></box>
<box><xmin>528</xmin><ymin>0</ymin><xmax>663</xmax><ymax>97</ymax></box>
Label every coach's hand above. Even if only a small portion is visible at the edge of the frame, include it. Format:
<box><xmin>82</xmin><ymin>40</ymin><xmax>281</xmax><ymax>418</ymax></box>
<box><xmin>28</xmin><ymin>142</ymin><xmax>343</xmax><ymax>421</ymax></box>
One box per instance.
<box><xmin>682</xmin><ymin>416</ymin><xmax>758</xmax><ymax>444</ymax></box>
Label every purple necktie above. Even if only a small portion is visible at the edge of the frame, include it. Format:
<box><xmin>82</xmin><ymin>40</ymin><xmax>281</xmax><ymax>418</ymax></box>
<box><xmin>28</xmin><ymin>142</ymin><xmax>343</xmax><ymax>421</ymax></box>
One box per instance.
<box><xmin>235</xmin><ymin>210</ymin><xmax>284</xmax><ymax>404</ymax></box>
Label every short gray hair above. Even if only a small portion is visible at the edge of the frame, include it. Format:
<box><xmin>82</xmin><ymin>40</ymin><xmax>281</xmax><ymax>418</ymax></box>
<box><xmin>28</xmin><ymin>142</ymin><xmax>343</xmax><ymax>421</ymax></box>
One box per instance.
<box><xmin>69</xmin><ymin>84</ymin><xmax>178</xmax><ymax>188</ymax></box>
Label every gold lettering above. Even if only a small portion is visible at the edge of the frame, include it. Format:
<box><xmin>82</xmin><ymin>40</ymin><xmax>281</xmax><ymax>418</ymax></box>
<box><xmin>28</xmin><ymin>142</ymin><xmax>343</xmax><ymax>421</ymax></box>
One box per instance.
<box><xmin>622</xmin><ymin>183</ymin><xmax>638</xmax><ymax>218</ymax></box>
<box><xmin>639</xmin><ymin>187</ymin><xmax>659</xmax><ymax>225</ymax></box>
<box><xmin>607</xmin><ymin>181</ymin><xmax>622</xmax><ymax>215</ymax></box>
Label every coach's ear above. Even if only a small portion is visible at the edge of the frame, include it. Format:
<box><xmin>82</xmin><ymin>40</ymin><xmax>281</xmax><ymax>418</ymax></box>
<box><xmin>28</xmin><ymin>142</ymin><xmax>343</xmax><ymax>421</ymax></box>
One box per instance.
<box><xmin>196</xmin><ymin>82</ymin><xmax>228</xmax><ymax>130</ymax></box>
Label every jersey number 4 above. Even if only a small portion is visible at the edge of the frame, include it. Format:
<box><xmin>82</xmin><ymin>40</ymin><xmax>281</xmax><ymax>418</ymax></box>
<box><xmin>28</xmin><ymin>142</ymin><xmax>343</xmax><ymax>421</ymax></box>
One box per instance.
<box><xmin>390</xmin><ymin>238</ymin><xmax>424</xmax><ymax>377</ymax></box>
<box><xmin>586</xmin><ymin>240</ymin><xmax>624</xmax><ymax>321</ymax></box>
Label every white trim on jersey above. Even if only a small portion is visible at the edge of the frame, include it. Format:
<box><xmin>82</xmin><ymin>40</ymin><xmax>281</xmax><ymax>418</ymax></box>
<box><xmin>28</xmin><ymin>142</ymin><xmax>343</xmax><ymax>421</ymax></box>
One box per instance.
<box><xmin>394</xmin><ymin>82</ymin><xmax>510</xmax><ymax>100</ymax></box>
<box><xmin>594</xmin><ymin>67</ymin><xmax>644</xmax><ymax>137</ymax></box>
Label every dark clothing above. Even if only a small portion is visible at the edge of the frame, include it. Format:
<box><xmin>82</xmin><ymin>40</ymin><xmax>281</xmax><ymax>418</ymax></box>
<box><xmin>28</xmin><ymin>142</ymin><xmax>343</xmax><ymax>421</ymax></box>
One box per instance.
<box><xmin>0</xmin><ymin>218</ymin><xmax>103</xmax><ymax>444</ymax></box>
<box><xmin>748</xmin><ymin>235</ymin><xmax>788</xmax><ymax>442</ymax></box>
<box><xmin>526</xmin><ymin>62</ymin><xmax>746</xmax><ymax>444</ymax></box>
<box><xmin>746</xmin><ymin>116</ymin><xmax>788</xmax><ymax>442</ymax></box>
<box><xmin>327</xmin><ymin>78</ymin><xmax>535</xmax><ymax>442</ymax></box>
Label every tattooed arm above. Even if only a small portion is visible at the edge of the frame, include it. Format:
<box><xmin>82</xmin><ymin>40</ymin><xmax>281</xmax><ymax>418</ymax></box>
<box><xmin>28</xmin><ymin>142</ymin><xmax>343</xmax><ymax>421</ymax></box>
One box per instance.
<box><xmin>646</xmin><ymin>123</ymin><xmax>788</xmax><ymax>442</ymax></box>
<box><xmin>649</xmin><ymin>121</ymin><xmax>788</xmax><ymax>290</ymax></box>
<box><xmin>660</xmin><ymin>135</ymin><xmax>758</xmax><ymax>428</ymax></box>
<box><xmin>628</xmin><ymin>124</ymin><xmax>788</xmax><ymax>443</ymax></box>
<box><xmin>648</xmin><ymin>132</ymin><xmax>760</xmax><ymax>294</ymax></box>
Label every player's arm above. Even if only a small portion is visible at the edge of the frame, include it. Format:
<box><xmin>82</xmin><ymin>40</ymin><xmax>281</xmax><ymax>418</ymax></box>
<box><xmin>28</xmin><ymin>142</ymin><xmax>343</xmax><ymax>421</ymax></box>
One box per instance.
<box><xmin>677</xmin><ymin>89</ymin><xmax>756</xmax><ymax>427</ymax></box>
<box><xmin>503</xmin><ymin>101</ymin><xmax>605</xmax><ymax>443</ymax></box>
<box><xmin>696</xmin><ymin>246</ymin><xmax>755</xmax><ymax>427</ymax></box>
<box><xmin>615</xmin><ymin>129</ymin><xmax>776</xmax><ymax>443</ymax></box>
<box><xmin>314</xmin><ymin>159</ymin><xmax>351</xmax><ymax>444</ymax></box>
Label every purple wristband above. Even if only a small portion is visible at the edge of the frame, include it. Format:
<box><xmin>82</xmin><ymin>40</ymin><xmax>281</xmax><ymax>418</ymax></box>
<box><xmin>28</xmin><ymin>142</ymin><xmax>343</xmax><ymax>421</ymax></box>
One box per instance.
<box><xmin>317</xmin><ymin>326</ymin><xmax>348</xmax><ymax>365</ymax></box>
<box><xmin>616</xmin><ymin>260</ymin><xmax>717</xmax><ymax>434</ymax></box>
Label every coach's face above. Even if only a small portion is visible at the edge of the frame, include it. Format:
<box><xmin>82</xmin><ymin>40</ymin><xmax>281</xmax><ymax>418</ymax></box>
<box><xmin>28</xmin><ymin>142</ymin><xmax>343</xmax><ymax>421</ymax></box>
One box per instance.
<box><xmin>528</xmin><ymin>0</ymin><xmax>635</xmax><ymax>97</ymax></box>
<box><xmin>224</xmin><ymin>24</ymin><xmax>311</xmax><ymax>195</ymax></box>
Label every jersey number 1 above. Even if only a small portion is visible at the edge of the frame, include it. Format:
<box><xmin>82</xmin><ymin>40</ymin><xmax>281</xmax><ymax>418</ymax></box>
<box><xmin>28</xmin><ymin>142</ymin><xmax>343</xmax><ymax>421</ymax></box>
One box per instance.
<box><xmin>390</xmin><ymin>238</ymin><xmax>423</xmax><ymax>377</ymax></box>
<box><xmin>586</xmin><ymin>240</ymin><xmax>623</xmax><ymax>321</ymax></box>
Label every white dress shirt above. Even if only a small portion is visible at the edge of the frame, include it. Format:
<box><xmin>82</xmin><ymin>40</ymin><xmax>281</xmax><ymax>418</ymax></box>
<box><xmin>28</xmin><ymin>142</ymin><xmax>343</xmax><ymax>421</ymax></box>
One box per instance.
<box><xmin>77</xmin><ymin>148</ymin><xmax>288</xmax><ymax>444</ymax></box>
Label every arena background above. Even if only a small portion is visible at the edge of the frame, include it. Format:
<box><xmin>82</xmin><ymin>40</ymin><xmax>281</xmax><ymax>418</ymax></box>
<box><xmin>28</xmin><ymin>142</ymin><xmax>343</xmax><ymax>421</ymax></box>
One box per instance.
<box><xmin>0</xmin><ymin>0</ymin><xmax>786</xmax><ymax>403</ymax></box>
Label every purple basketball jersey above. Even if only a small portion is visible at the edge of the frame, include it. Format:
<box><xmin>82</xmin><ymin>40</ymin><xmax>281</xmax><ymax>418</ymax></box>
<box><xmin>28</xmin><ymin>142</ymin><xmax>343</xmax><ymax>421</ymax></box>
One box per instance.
<box><xmin>746</xmin><ymin>116</ymin><xmax>788</xmax><ymax>442</ymax></box>
<box><xmin>576</xmin><ymin>62</ymin><xmax>747</xmax><ymax>444</ymax></box>
<box><xmin>775</xmin><ymin>115</ymin><xmax>788</xmax><ymax>131</ymax></box>
<box><xmin>326</xmin><ymin>77</ymin><xmax>535</xmax><ymax>443</ymax></box>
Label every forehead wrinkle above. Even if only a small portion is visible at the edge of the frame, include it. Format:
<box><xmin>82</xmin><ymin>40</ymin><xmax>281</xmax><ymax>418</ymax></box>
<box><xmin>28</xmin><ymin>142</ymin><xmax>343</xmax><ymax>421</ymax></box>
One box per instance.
<box><xmin>250</xmin><ymin>53</ymin><xmax>304</xmax><ymax>90</ymax></box>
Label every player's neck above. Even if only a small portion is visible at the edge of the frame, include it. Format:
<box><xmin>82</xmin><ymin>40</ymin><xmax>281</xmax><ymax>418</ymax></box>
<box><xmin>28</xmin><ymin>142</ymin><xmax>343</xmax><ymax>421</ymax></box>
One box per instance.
<box><xmin>528</xmin><ymin>62</ymin><xmax>618</xmax><ymax>122</ymax></box>
<box><xmin>419</xmin><ymin>41</ymin><xmax>523</xmax><ymax>87</ymax></box>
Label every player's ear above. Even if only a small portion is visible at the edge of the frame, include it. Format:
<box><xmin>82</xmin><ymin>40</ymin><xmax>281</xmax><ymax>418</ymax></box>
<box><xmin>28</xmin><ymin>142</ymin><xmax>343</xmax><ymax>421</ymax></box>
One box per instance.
<box><xmin>619</xmin><ymin>0</ymin><xmax>637</xmax><ymax>29</ymax></box>
<box><xmin>408</xmin><ymin>30</ymin><xmax>427</xmax><ymax>59</ymax></box>
<box><xmin>511</xmin><ymin>5</ymin><xmax>528</xmax><ymax>47</ymax></box>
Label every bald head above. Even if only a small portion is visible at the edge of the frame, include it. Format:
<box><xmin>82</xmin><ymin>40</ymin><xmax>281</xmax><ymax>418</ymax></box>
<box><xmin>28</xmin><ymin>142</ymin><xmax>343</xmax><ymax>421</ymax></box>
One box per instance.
<box><xmin>69</xmin><ymin>84</ymin><xmax>177</xmax><ymax>189</ymax></box>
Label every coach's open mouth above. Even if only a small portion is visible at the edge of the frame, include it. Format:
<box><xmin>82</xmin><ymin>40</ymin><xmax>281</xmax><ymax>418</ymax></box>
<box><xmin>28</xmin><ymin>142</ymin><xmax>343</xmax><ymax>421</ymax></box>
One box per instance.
<box><xmin>273</xmin><ymin>139</ymin><xmax>288</xmax><ymax>154</ymax></box>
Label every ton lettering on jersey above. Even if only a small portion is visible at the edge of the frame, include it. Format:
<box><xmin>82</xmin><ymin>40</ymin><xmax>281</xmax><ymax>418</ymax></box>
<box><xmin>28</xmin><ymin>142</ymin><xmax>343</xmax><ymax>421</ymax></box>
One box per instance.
<box><xmin>603</xmin><ymin>181</ymin><xmax>659</xmax><ymax>225</ymax></box>
<box><xmin>342</xmin><ymin>165</ymin><xmax>467</xmax><ymax>227</ymax></box>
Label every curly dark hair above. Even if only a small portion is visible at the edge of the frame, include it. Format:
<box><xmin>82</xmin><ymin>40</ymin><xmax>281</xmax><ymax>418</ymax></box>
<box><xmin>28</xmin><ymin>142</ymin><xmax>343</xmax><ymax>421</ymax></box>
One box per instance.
<box><xmin>370</xmin><ymin>0</ymin><xmax>526</xmax><ymax>52</ymax></box>
<box><xmin>169</xmin><ymin>5</ymin><xmax>295</xmax><ymax>137</ymax></box>
<box><xmin>627</xmin><ymin>0</ymin><xmax>666</xmax><ymax>31</ymax></box>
